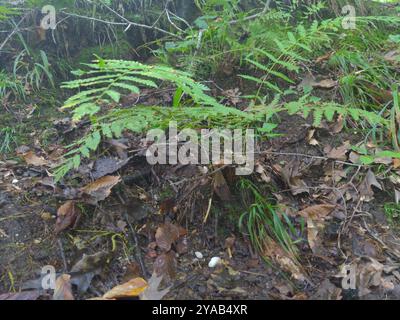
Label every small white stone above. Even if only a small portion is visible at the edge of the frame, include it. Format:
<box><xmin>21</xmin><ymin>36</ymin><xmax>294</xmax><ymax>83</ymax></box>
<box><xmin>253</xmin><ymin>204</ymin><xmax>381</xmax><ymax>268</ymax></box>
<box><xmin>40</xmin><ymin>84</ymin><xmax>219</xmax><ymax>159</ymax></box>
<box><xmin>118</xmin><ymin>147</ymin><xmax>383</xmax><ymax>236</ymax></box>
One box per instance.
<box><xmin>12</xmin><ymin>179</ymin><xmax>18</xmax><ymax>184</ymax></box>
<box><xmin>208</xmin><ymin>257</ymin><xmax>222</xmax><ymax>268</ymax></box>
<box><xmin>195</xmin><ymin>251</ymin><xmax>203</xmax><ymax>259</ymax></box>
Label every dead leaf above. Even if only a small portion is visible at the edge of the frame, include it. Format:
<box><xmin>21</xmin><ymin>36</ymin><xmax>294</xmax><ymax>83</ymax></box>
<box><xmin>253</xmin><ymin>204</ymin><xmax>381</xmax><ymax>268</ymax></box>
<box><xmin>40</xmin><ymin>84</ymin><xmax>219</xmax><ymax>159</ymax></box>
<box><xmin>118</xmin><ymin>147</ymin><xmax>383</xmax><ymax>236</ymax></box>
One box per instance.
<box><xmin>103</xmin><ymin>277</ymin><xmax>148</xmax><ymax>299</ymax></box>
<box><xmin>263</xmin><ymin>239</ymin><xmax>306</xmax><ymax>282</ymax></box>
<box><xmin>276</xmin><ymin>162</ymin><xmax>309</xmax><ymax>195</ymax></box>
<box><xmin>155</xmin><ymin>222</ymin><xmax>187</xmax><ymax>252</ymax></box>
<box><xmin>307</xmin><ymin>129</ymin><xmax>319</xmax><ymax>146</ymax></box>
<box><xmin>324</xmin><ymin>141</ymin><xmax>350</xmax><ymax>161</ymax></box>
<box><xmin>311</xmin><ymin>279</ymin><xmax>342</xmax><ymax>300</ymax></box>
<box><xmin>357</xmin><ymin>258</ymin><xmax>384</xmax><ymax>297</ymax></box>
<box><xmin>384</xmin><ymin>50</ymin><xmax>400</xmax><ymax>64</ymax></box>
<box><xmin>175</xmin><ymin>236</ymin><xmax>188</xmax><ymax>255</ymax></box>
<box><xmin>221</xmin><ymin>88</ymin><xmax>242</xmax><ymax>106</ymax></box>
<box><xmin>121</xmin><ymin>262</ymin><xmax>141</xmax><ymax>283</ymax></box>
<box><xmin>331</xmin><ymin>114</ymin><xmax>344</xmax><ymax>133</ymax></box>
<box><xmin>153</xmin><ymin>251</ymin><xmax>177</xmax><ymax>281</ymax></box>
<box><xmin>298</xmin><ymin>204</ymin><xmax>336</xmax><ymax>220</ymax></box>
<box><xmin>213</xmin><ymin>171</ymin><xmax>232</xmax><ymax>201</ymax></box>
<box><xmin>394</xmin><ymin>158</ymin><xmax>400</xmax><ymax>169</ymax></box>
<box><xmin>70</xmin><ymin>251</ymin><xmax>108</xmax><ymax>293</ymax></box>
<box><xmin>91</xmin><ymin>157</ymin><xmax>130</xmax><ymax>180</ymax></box>
<box><xmin>359</xmin><ymin>170</ymin><xmax>382</xmax><ymax>202</ymax></box>
<box><xmin>312</xmin><ymin>79</ymin><xmax>338</xmax><ymax>89</ymax></box>
<box><xmin>349</xmin><ymin>151</ymin><xmax>361</xmax><ymax>164</ymax></box>
<box><xmin>298</xmin><ymin>204</ymin><xmax>336</xmax><ymax>254</ymax></box>
<box><xmin>53</xmin><ymin>274</ymin><xmax>74</xmax><ymax>300</ymax></box>
<box><xmin>55</xmin><ymin>201</ymin><xmax>81</xmax><ymax>234</ymax></box>
<box><xmin>315</xmin><ymin>51</ymin><xmax>334</xmax><ymax>64</ymax></box>
<box><xmin>81</xmin><ymin>175</ymin><xmax>121</xmax><ymax>205</ymax></box>
<box><xmin>298</xmin><ymin>74</ymin><xmax>337</xmax><ymax>90</ymax></box>
<box><xmin>139</xmin><ymin>273</ymin><xmax>171</xmax><ymax>300</ymax></box>
<box><xmin>22</xmin><ymin>151</ymin><xmax>49</xmax><ymax>166</ymax></box>
<box><xmin>255</xmin><ymin>162</ymin><xmax>271</xmax><ymax>183</ymax></box>
<box><xmin>71</xmin><ymin>251</ymin><xmax>109</xmax><ymax>274</ymax></box>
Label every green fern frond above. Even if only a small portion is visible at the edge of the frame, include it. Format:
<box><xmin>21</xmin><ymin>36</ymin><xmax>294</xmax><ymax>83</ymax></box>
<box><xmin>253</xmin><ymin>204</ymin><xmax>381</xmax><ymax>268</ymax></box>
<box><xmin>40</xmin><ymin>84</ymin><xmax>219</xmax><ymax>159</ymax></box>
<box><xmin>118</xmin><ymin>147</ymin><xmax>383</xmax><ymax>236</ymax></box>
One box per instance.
<box><xmin>61</xmin><ymin>59</ymin><xmax>244</xmax><ymax>121</ymax></box>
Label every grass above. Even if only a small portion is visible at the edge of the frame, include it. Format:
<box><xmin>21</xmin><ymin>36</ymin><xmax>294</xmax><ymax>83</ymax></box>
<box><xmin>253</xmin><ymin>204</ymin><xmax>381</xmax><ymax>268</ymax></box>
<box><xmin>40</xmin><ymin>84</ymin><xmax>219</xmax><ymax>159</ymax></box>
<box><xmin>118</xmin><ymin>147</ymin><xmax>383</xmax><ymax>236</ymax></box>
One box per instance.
<box><xmin>384</xmin><ymin>202</ymin><xmax>400</xmax><ymax>226</ymax></box>
<box><xmin>0</xmin><ymin>127</ymin><xmax>17</xmax><ymax>154</ymax></box>
<box><xmin>238</xmin><ymin>179</ymin><xmax>301</xmax><ymax>264</ymax></box>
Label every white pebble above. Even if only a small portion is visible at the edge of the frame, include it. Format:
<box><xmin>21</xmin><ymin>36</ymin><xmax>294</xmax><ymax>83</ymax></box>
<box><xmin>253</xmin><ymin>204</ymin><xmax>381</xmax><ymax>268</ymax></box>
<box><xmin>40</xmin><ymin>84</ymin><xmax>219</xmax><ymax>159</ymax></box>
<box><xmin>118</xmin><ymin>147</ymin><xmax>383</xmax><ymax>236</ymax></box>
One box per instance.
<box><xmin>195</xmin><ymin>251</ymin><xmax>203</xmax><ymax>259</ymax></box>
<box><xmin>208</xmin><ymin>257</ymin><xmax>222</xmax><ymax>268</ymax></box>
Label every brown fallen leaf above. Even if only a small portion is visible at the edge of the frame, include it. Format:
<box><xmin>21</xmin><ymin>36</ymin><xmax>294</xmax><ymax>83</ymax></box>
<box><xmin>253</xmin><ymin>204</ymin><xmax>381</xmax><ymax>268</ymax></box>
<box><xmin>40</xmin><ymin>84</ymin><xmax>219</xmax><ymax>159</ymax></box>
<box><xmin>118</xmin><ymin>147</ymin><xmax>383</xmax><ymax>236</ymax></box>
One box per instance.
<box><xmin>71</xmin><ymin>251</ymin><xmax>109</xmax><ymax>274</ymax></box>
<box><xmin>91</xmin><ymin>157</ymin><xmax>131</xmax><ymax>180</ymax></box>
<box><xmin>263</xmin><ymin>240</ymin><xmax>306</xmax><ymax>282</ymax></box>
<box><xmin>311</xmin><ymin>279</ymin><xmax>342</xmax><ymax>300</ymax></box>
<box><xmin>315</xmin><ymin>51</ymin><xmax>334</xmax><ymax>64</ymax></box>
<box><xmin>384</xmin><ymin>50</ymin><xmax>400</xmax><ymax>64</ymax></box>
<box><xmin>349</xmin><ymin>151</ymin><xmax>361</xmax><ymax>164</ymax></box>
<box><xmin>330</xmin><ymin>114</ymin><xmax>344</xmax><ymax>134</ymax></box>
<box><xmin>358</xmin><ymin>169</ymin><xmax>382</xmax><ymax>202</ymax></box>
<box><xmin>53</xmin><ymin>274</ymin><xmax>74</xmax><ymax>300</ymax></box>
<box><xmin>324</xmin><ymin>141</ymin><xmax>350</xmax><ymax>161</ymax></box>
<box><xmin>298</xmin><ymin>204</ymin><xmax>336</xmax><ymax>254</ymax></box>
<box><xmin>103</xmin><ymin>277</ymin><xmax>148</xmax><ymax>299</ymax></box>
<box><xmin>70</xmin><ymin>251</ymin><xmax>109</xmax><ymax>293</ymax></box>
<box><xmin>22</xmin><ymin>151</ymin><xmax>49</xmax><ymax>166</ymax></box>
<box><xmin>298</xmin><ymin>204</ymin><xmax>336</xmax><ymax>220</ymax></box>
<box><xmin>153</xmin><ymin>251</ymin><xmax>177</xmax><ymax>281</ymax></box>
<box><xmin>255</xmin><ymin>162</ymin><xmax>271</xmax><ymax>183</ymax></box>
<box><xmin>213</xmin><ymin>170</ymin><xmax>232</xmax><ymax>201</ymax></box>
<box><xmin>55</xmin><ymin>200</ymin><xmax>81</xmax><ymax>234</ymax></box>
<box><xmin>393</xmin><ymin>158</ymin><xmax>400</xmax><ymax>169</ymax></box>
<box><xmin>155</xmin><ymin>222</ymin><xmax>186</xmax><ymax>252</ymax></box>
<box><xmin>312</xmin><ymin>79</ymin><xmax>338</xmax><ymax>89</ymax></box>
<box><xmin>139</xmin><ymin>273</ymin><xmax>171</xmax><ymax>300</ymax></box>
<box><xmin>276</xmin><ymin>162</ymin><xmax>309</xmax><ymax>195</ymax></box>
<box><xmin>81</xmin><ymin>175</ymin><xmax>121</xmax><ymax>205</ymax></box>
<box><xmin>307</xmin><ymin>129</ymin><xmax>319</xmax><ymax>146</ymax></box>
<box><xmin>298</xmin><ymin>75</ymin><xmax>337</xmax><ymax>90</ymax></box>
<box><xmin>221</xmin><ymin>88</ymin><xmax>242</xmax><ymax>106</ymax></box>
<box><xmin>175</xmin><ymin>236</ymin><xmax>188</xmax><ymax>255</ymax></box>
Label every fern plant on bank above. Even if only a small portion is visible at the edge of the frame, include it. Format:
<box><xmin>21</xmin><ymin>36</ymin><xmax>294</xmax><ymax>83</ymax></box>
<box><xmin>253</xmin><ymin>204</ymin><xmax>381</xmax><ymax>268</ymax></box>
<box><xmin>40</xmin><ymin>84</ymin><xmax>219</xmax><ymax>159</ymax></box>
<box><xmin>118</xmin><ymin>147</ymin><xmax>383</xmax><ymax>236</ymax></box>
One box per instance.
<box><xmin>55</xmin><ymin>57</ymin><xmax>388</xmax><ymax>182</ymax></box>
<box><xmin>55</xmin><ymin>58</ymin><xmax>252</xmax><ymax>181</ymax></box>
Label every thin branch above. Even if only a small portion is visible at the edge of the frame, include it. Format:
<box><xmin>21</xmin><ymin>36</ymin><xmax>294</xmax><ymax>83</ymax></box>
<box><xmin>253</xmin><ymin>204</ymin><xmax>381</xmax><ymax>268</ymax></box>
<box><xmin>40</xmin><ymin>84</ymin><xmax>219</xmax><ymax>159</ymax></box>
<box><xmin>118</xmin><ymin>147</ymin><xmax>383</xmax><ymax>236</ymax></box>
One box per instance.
<box><xmin>229</xmin><ymin>0</ymin><xmax>272</xmax><ymax>25</ymax></box>
<box><xmin>0</xmin><ymin>14</ymin><xmax>28</xmax><ymax>53</ymax></box>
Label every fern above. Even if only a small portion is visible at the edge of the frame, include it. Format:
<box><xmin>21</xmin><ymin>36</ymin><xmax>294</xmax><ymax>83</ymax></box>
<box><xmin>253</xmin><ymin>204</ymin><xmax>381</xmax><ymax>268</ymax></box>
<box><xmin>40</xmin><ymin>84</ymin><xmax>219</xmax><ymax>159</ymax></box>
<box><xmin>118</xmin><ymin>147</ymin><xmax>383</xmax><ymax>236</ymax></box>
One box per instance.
<box><xmin>55</xmin><ymin>59</ymin><xmax>250</xmax><ymax>181</ymax></box>
<box><xmin>240</xmin><ymin>18</ymin><xmax>339</xmax><ymax>95</ymax></box>
<box><xmin>282</xmin><ymin>95</ymin><xmax>388</xmax><ymax>128</ymax></box>
<box><xmin>61</xmin><ymin>58</ymin><xmax>243</xmax><ymax>121</ymax></box>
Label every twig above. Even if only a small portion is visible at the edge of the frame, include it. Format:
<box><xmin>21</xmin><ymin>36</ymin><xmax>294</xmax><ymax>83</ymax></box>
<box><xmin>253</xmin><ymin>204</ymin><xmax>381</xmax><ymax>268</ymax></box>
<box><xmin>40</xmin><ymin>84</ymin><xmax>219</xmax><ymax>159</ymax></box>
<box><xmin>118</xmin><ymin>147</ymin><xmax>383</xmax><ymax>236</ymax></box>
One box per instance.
<box><xmin>229</xmin><ymin>0</ymin><xmax>272</xmax><ymax>25</ymax></box>
<box><xmin>260</xmin><ymin>150</ymin><xmax>364</xmax><ymax>167</ymax></box>
<box><xmin>0</xmin><ymin>15</ymin><xmax>28</xmax><ymax>54</ymax></box>
<box><xmin>57</xmin><ymin>238</ymin><xmax>68</xmax><ymax>272</ymax></box>
<box><xmin>63</xmin><ymin>1</ymin><xmax>183</xmax><ymax>40</ymax></box>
